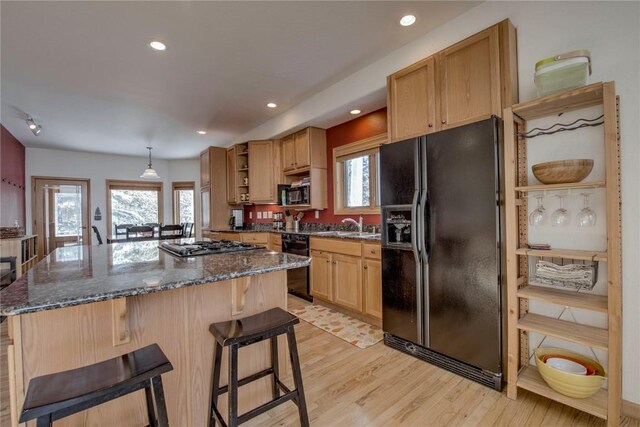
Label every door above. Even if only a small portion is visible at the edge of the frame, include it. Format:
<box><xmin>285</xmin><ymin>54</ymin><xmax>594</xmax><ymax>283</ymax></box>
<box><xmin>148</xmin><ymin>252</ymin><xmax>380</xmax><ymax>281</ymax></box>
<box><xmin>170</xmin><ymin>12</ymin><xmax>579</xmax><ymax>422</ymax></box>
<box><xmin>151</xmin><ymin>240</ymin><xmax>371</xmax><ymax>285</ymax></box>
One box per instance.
<box><xmin>282</xmin><ymin>135</ymin><xmax>296</xmax><ymax>172</ymax></box>
<box><xmin>388</xmin><ymin>56</ymin><xmax>437</xmax><ymax>142</ymax></box>
<box><xmin>226</xmin><ymin>148</ymin><xmax>237</xmax><ymax>203</ymax></box>
<box><xmin>294</xmin><ymin>129</ymin><xmax>310</xmax><ymax>169</ymax></box>
<box><xmin>248</xmin><ymin>140</ymin><xmax>275</xmax><ymax>202</ymax></box>
<box><xmin>33</xmin><ymin>177</ymin><xmax>90</xmax><ymax>259</ymax></box>
<box><xmin>363</xmin><ymin>258</ymin><xmax>382</xmax><ymax>319</ymax></box>
<box><xmin>310</xmin><ymin>250</ymin><xmax>331</xmax><ymax>301</ymax></box>
<box><xmin>379</xmin><ymin>137</ymin><xmax>421</xmax><ymax>206</ymax></box>
<box><xmin>437</xmin><ymin>26</ymin><xmax>501</xmax><ymax>130</ymax></box>
<box><xmin>200</xmin><ymin>149</ymin><xmax>210</xmax><ymax>187</ymax></box>
<box><xmin>423</xmin><ymin>117</ymin><xmax>502</xmax><ymax>372</ymax></box>
<box><xmin>332</xmin><ymin>254</ymin><xmax>362</xmax><ymax>311</ymax></box>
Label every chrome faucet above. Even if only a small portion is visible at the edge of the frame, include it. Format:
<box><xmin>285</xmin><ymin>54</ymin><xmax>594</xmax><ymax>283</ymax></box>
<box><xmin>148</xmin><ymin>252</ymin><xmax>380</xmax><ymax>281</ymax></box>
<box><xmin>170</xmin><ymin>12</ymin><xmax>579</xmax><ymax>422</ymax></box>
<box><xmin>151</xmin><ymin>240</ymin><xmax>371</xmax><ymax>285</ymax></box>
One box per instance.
<box><xmin>342</xmin><ymin>215</ymin><xmax>364</xmax><ymax>233</ymax></box>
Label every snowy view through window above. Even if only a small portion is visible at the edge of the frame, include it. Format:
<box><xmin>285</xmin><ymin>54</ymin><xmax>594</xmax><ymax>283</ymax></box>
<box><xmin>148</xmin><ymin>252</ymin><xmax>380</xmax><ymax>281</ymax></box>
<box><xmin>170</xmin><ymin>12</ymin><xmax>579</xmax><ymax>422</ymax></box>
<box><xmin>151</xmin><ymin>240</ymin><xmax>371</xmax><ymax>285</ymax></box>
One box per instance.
<box><xmin>110</xmin><ymin>189</ymin><xmax>159</xmax><ymax>232</ymax></box>
<box><xmin>176</xmin><ymin>189</ymin><xmax>194</xmax><ymax>223</ymax></box>
<box><xmin>344</xmin><ymin>155</ymin><xmax>370</xmax><ymax>207</ymax></box>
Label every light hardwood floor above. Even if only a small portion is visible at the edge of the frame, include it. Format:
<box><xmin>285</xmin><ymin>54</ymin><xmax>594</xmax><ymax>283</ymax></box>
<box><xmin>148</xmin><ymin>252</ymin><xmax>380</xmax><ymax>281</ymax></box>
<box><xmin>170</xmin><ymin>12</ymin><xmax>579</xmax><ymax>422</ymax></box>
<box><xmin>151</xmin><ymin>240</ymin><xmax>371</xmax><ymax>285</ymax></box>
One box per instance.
<box><xmin>1</xmin><ymin>298</ymin><xmax>637</xmax><ymax>426</ymax></box>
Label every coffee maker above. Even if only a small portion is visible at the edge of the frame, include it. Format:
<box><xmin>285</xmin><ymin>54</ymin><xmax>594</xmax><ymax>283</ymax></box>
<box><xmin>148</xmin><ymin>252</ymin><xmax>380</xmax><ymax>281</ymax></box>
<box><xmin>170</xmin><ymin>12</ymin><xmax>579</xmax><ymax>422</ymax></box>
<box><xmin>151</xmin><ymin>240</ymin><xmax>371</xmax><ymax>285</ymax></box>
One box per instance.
<box><xmin>229</xmin><ymin>209</ymin><xmax>243</xmax><ymax>230</ymax></box>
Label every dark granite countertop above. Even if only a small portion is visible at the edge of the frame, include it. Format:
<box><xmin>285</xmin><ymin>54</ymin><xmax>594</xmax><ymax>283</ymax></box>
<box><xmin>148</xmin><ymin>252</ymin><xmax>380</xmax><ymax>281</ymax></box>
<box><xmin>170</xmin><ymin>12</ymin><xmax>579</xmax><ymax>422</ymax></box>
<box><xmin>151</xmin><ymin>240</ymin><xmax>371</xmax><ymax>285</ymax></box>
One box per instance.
<box><xmin>208</xmin><ymin>228</ymin><xmax>382</xmax><ymax>241</ymax></box>
<box><xmin>0</xmin><ymin>239</ymin><xmax>310</xmax><ymax>316</ymax></box>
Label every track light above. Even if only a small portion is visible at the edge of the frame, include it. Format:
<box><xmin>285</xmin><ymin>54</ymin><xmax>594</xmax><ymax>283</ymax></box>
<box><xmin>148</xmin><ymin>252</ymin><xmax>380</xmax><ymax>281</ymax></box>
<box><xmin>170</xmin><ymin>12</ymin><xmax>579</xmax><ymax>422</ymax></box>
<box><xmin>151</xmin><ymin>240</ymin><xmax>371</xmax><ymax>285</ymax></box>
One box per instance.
<box><xmin>26</xmin><ymin>116</ymin><xmax>42</xmax><ymax>136</ymax></box>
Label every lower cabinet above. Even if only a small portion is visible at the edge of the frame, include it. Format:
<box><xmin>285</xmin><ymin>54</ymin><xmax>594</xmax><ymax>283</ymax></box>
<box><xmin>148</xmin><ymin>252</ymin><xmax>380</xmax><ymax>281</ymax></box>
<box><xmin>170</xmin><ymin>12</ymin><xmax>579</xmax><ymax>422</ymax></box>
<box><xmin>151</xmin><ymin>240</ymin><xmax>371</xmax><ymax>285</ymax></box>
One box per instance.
<box><xmin>240</xmin><ymin>233</ymin><xmax>269</xmax><ymax>245</ymax></box>
<box><xmin>269</xmin><ymin>233</ymin><xmax>282</xmax><ymax>251</ymax></box>
<box><xmin>309</xmin><ymin>238</ymin><xmax>381</xmax><ymax>320</ymax></box>
<box><xmin>363</xmin><ymin>258</ymin><xmax>382</xmax><ymax>319</ymax></box>
<box><xmin>310</xmin><ymin>250</ymin><xmax>332</xmax><ymax>301</ymax></box>
<box><xmin>332</xmin><ymin>254</ymin><xmax>362</xmax><ymax>312</ymax></box>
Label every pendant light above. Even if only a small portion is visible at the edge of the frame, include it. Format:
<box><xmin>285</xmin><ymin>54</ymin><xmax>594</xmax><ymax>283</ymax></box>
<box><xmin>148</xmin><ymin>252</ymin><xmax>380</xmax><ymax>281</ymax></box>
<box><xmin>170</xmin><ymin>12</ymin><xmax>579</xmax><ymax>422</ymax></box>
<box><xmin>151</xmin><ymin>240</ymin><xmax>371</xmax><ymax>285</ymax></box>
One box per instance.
<box><xmin>140</xmin><ymin>147</ymin><xmax>161</xmax><ymax>179</ymax></box>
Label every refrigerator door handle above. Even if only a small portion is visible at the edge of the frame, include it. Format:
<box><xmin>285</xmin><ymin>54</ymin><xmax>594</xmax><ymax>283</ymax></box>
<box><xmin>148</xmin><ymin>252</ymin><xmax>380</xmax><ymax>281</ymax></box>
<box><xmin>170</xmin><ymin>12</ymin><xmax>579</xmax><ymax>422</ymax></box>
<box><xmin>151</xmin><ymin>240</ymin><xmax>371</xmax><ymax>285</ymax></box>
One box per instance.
<box><xmin>420</xmin><ymin>190</ymin><xmax>430</xmax><ymax>264</ymax></box>
<box><xmin>411</xmin><ymin>189</ymin><xmax>421</xmax><ymax>262</ymax></box>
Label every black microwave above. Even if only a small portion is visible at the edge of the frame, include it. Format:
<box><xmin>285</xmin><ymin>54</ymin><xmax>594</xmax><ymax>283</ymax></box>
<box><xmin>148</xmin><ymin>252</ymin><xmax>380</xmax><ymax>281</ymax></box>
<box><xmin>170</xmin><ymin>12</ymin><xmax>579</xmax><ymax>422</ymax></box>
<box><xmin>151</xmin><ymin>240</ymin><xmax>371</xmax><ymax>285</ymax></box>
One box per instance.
<box><xmin>281</xmin><ymin>185</ymin><xmax>310</xmax><ymax>206</ymax></box>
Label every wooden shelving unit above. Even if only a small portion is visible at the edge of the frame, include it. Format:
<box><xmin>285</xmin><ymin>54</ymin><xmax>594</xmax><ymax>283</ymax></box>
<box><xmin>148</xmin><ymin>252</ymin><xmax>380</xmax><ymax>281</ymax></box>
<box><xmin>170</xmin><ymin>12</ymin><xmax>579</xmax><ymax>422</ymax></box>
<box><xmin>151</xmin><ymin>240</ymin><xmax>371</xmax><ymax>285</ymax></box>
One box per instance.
<box><xmin>0</xmin><ymin>235</ymin><xmax>38</xmax><ymax>278</ymax></box>
<box><xmin>504</xmin><ymin>82</ymin><xmax>622</xmax><ymax>425</ymax></box>
<box><xmin>236</xmin><ymin>142</ymin><xmax>250</xmax><ymax>203</ymax></box>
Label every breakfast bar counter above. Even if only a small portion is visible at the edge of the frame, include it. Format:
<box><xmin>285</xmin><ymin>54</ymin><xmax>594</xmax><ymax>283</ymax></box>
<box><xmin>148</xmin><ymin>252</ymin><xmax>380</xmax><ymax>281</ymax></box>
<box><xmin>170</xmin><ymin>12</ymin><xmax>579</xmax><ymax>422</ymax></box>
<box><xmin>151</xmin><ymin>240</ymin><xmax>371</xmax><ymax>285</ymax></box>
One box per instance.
<box><xmin>1</xmin><ymin>240</ymin><xmax>310</xmax><ymax>426</ymax></box>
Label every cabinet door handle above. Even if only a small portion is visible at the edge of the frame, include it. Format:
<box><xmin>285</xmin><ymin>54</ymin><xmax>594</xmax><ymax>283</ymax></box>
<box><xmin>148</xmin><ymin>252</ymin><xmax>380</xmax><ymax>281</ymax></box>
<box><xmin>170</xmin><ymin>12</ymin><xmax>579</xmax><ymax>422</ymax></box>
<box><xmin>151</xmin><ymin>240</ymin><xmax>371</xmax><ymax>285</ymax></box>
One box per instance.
<box><xmin>364</xmin><ymin>266</ymin><xmax>368</xmax><ymax>270</ymax></box>
<box><xmin>326</xmin><ymin>260</ymin><xmax>330</xmax><ymax>263</ymax></box>
<box><xmin>441</xmin><ymin>120</ymin><xmax>446</xmax><ymax>124</ymax></box>
<box><xmin>332</xmin><ymin>261</ymin><xmax>336</xmax><ymax>265</ymax></box>
<box><xmin>428</xmin><ymin>123</ymin><xmax>433</xmax><ymax>128</ymax></box>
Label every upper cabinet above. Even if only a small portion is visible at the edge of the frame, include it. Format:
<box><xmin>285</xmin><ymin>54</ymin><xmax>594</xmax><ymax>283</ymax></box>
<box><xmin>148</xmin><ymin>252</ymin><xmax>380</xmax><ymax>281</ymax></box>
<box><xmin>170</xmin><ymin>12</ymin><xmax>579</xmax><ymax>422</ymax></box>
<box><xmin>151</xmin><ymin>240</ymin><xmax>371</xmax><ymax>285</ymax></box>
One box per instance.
<box><xmin>387</xmin><ymin>56</ymin><xmax>437</xmax><ymax>141</ymax></box>
<box><xmin>200</xmin><ymin>149</ymin><xmax>211</xmax><ymax>187</ymax></box>
<box><xmin>281</xmin><ymin>127</ymin><xmax>326</xmax><ymax>174</ymax></box>
<box><xmin>387</xmin><ymin>20</ymin><xmax>518</xmax><ymax>142</ymax></box>
<box><xmin>437</xmin><ymin>26</ymin><xmax>500</xmax><ymax>130</ymax></box>
<box><xmin>248</xmin><ymin>139</ymin><xmax>280</xmax><ymax>203</ymax></box>
<box><xmin>199</xmin><ymin>147</ymin><xmax>228</xmax><ymax>231</ymax></box>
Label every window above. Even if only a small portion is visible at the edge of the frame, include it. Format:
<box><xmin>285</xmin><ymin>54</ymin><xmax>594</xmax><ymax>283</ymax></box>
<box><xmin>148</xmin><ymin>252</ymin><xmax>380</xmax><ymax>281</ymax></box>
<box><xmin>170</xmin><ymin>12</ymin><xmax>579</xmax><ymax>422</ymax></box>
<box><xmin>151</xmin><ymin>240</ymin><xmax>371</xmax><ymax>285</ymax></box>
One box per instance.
<box><xmin>172</xmin><ymin>182</ymin><xmax>195</xmax><ymax>224</ymax></box>
<box><xmin>334</xmin><ymin>133</ymin><xmax>386</xmax><ymax>214</ymax></box>
<box><xmin>106</xmin><ymin>180</ymin><xmax>163</xmax><ymax>235</ymax></box>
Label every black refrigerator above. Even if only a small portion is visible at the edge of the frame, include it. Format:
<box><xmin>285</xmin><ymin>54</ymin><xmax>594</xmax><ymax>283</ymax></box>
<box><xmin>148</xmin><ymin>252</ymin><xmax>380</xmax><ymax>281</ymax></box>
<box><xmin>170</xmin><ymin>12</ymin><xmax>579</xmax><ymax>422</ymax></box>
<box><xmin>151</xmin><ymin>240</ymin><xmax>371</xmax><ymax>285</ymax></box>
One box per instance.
<box><xmin>379</xmin><ymin>117</ymin><xmax>505</xmax><ymax>390</ymax></box>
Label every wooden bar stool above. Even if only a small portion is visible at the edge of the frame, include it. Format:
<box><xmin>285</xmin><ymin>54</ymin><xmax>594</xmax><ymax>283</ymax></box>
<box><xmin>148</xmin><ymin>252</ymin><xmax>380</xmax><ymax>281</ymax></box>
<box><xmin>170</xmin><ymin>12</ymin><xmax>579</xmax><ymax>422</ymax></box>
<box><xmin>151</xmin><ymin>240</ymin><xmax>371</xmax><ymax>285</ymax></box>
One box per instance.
<box><xmin>208</xmin><ymin>307</ymin><xmax>309</xmax><ymax>427</ymax></box>
<box><xmin>19</xmin><ymin>343</ymin><xmax>173</xmax><ymax>427</ymax></box>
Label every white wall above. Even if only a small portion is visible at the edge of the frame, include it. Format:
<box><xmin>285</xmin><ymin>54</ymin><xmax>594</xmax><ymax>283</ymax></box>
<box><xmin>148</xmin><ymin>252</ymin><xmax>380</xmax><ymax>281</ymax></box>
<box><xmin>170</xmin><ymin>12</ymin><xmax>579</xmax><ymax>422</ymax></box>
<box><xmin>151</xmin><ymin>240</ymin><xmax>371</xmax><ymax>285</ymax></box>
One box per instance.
<box><xmin>237</xmin><ymin>1</ymin><xmax>640</xmax><ymax>404</ymax></box>
<box><xmin>25</xmin><ymin>147</ymin><xmax>200</xmax><ymax>240</ymax></box>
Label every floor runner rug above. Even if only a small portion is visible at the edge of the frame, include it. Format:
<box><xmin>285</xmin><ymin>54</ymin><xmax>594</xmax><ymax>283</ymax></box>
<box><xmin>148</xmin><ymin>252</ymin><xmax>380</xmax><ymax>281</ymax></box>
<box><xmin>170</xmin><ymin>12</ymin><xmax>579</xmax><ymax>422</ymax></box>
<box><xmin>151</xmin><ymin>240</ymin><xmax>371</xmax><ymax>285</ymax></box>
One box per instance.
<box><xmin>288</xmin><ymin>304</ymin><xmax>383</xmax><ymax>349</ymax></box>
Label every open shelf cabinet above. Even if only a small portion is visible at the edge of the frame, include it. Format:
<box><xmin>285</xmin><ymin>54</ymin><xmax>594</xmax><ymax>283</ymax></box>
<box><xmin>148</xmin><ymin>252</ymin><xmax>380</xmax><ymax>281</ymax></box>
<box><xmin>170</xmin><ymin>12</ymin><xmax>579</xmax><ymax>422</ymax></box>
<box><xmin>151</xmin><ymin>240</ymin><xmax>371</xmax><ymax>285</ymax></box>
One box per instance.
<box><xmin>504</xmin><ymin>82</ymin><xmax>622</xmax><ymax>425</ymax></box>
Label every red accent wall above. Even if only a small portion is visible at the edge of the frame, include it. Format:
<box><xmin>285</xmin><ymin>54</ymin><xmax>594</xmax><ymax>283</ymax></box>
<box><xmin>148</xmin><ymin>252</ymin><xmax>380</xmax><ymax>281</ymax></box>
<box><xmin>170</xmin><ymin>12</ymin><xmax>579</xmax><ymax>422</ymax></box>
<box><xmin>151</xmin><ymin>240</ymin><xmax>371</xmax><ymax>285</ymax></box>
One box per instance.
<box><xmin>244</xmin><ymin>108</ymin><xmax>386</xmax><ymax>225</ymax></box>
<box><xmin>1</xmin><ymin>125</ymin><xmax>27</xmax><ymax>227</ymax></box>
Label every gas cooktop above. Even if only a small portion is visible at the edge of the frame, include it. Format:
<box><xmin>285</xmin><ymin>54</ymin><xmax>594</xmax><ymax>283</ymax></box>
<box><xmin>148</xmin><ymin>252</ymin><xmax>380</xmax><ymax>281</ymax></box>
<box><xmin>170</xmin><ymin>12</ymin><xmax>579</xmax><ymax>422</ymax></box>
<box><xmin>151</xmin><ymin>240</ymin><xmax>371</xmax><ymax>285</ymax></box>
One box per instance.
<box><xmin>159</xmin><ymin>240</ymin><xmax>263</xmax><ymax>257</ymax></box>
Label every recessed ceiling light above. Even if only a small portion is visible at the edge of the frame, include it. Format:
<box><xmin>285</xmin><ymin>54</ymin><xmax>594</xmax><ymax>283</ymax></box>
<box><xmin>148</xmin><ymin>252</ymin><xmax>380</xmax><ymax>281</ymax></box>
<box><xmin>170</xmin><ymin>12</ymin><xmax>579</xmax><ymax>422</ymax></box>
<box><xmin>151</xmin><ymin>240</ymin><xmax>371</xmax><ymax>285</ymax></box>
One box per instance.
<box><xmin>350</xmin><ymin>109</ymin><xmax>361</xmax><ymax>115</ymax></box>
<box><xmin>197</xmin><ymin>130</ymin><xmax>207</xmax><ymax>135</ymax></box>
<box><xmin>149</xmin><ymin>41</ymin><xmax>167</xmax><ymax>51</ymax></box>
<box><xmin>267</xmin><ymin>102</ymin><xmax>277</xmax><ymax>108</ymax></box>
<box><xmin>400</xmin><ymin>15</ymin><xmax>416</xmax><ymax>26</ymax></box>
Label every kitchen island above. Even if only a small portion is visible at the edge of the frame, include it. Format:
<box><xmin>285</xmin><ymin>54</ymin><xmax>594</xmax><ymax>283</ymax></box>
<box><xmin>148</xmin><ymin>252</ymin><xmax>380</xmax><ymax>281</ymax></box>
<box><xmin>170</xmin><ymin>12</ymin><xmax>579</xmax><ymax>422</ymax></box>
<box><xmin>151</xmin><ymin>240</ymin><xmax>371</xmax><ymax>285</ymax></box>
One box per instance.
<box><xmin>0</xmin><ymin>240</ymin><xmax>310</xmax><ymax>426</ymax></box>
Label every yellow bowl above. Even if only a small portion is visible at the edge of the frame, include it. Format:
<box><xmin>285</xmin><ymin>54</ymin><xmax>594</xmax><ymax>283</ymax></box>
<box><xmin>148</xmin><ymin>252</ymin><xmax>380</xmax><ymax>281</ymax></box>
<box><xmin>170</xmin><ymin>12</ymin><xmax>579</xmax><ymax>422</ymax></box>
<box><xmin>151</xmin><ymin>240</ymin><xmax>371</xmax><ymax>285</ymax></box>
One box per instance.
<box><xmin>534</xmin><ymin>348</ymin><xmax>606</xmax><ymax>398</ymax></box>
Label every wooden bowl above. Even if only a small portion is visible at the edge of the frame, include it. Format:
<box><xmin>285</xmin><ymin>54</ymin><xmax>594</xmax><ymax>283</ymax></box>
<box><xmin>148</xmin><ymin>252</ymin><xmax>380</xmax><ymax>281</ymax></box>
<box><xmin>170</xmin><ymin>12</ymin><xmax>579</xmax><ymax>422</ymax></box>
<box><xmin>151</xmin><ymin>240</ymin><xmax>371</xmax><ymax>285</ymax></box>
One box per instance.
<box><xmin>532</xmin><ymin>159</ymin><xmax>594</xmax><ymax>184</ymax></box>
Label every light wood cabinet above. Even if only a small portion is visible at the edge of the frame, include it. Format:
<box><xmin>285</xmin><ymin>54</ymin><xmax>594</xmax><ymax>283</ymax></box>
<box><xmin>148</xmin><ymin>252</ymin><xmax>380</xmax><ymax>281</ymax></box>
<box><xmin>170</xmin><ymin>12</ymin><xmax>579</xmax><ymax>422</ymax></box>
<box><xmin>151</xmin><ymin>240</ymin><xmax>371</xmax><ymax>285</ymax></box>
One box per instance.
<box><xmin>240</xmin><ymin>233</ymin><xmax>269</xmax><ymax>245</ymax></box>
<box><xmin>200</xmin><ymin>150</ymin><xmax>210</xmax><ymax>187</ymax></box>
<box><xmin>310</xmin><ymin>249</ymin><xmax>332</xmax><ymax>301</ymax></box>
<box><xmin>309</xmin><ymin>238</ymin><xmax>381</xmax><ymax>320</ymax></box>
<box><xmin>248</xmin><ymin>140</ymin><xmax>279</xmax><ymax>203</ymax></box>
<box><xmin>226</xmin><ymin>147</ymin><xmax>238</xmax><ymax>204</ymax></box>
<box><xmin>219</xmin><ymin>232</ymin><xmax>240</xmax><ymax>241</ymax></box>
<box><xmin>387</xmin><ymin>20</ymin><xmax>517</xmax><ymax>142</ymax></box>
<box><xmin>437</xmin><ymin>25</ymin><xmax>501</xmax><ymax>130</ymax></box>
<box><xmin>199</xmin><ymin>147</ymin><xmax>229</xmax><ymax>231</ymax></box>
<box><xmin>0</xmin><ymin>235</ymin><xmax>38</xmax><ymax>278</ymax></box>
<box><xmin>332</xmin><ymin>254</ymin><xmax>362</xmax><ymax>312</ymax></box>
<box><xmin>387</xmin><ymin>56</ymin><xmax>437</xmax><ymax>141</ymax></box>
<box><xmin>363</xmin><ymin>258</ymin><xmax>382</xmax><ymax>319</ymax></box>
<box><xmin>282</xmin><ymin>135</ymin><xmax>296</xmax><ymax>172</ymax></box>
<box><xmin>280</xmin><ymin>127</ymin><xmax>326</xmax><ymax>174</ymax></box>
<box><xmin>269</xmin><ymin>233</ymin><xmax>282</xmax><ymax>252</ymax></box>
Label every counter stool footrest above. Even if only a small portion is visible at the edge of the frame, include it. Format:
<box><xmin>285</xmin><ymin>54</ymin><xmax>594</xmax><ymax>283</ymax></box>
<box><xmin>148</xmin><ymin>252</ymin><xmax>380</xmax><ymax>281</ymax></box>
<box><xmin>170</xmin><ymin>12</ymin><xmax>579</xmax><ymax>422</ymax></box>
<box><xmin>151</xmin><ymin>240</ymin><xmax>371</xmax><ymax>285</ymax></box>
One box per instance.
<box><xmin>237</xmin><ymin>391</ymin><xmax>297</xmax><ymax>425</ymax></box>
<box><xmin>218</xmin><ymin>367</ymin><xmax>275</xmax><ymax>395</ymax></box>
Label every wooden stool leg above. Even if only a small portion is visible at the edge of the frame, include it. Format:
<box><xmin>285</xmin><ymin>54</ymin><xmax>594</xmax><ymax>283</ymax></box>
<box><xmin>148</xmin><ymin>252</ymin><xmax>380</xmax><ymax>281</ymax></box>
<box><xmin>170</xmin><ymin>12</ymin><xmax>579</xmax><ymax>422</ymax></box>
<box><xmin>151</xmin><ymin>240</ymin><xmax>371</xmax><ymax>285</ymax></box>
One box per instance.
<box><xmin>209</xmin><ymin>342</ymin><xmax>223</xmax><ymax>427</ymax></box>
<box><xmin>36</xmin><ymin>414</ymin><xmax>52</xmax><ymax>427</ymax></box>
<box><xmin>287</xmin><ymin>328</ymin><xmax>309</xmax><ymax>427</ymax></box>
<box><xmin>151</xmin><ymin>375</ymin><xmax>169</xmax><ymax>427</ymax></box>
<box><xmin>145</xmin><ymin>383</ymin><xmax>158</xmax><ymax>427</ymax></box>
<box><xmin>270</xmin><ymin>336</ymin><xmax>280</xmax><ymax>399</ymax></box>
<box><xmin>228</xmin><ymin>344</ymin><xmax>239</xmax><ymax>427</ymax></box>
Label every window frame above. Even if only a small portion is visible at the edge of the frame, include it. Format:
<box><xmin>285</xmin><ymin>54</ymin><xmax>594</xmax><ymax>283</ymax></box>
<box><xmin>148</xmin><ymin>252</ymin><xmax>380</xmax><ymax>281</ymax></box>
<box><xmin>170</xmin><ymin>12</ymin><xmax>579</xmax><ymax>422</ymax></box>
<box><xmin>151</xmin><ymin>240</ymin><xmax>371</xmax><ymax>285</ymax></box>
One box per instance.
<box><xmin>333</xmin><ymin>133</ymin><xmax>387</xmax><ymax>215</ymax></box>
<box><xmin>106</xmin><ymin>179</ymin><xmax>164</xmax><ymax>237</ymax></box>
<box><xmin>171</xmin><ymin>181</ymin><xmax>196</xmax><ymax>225</ymax></box>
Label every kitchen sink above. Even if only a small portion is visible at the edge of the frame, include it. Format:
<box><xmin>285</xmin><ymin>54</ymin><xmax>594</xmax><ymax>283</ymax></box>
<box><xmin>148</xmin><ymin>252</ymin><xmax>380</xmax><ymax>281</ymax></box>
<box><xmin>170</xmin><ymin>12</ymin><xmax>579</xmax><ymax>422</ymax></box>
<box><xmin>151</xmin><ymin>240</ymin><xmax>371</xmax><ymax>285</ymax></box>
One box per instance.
<box><xmin>312</xmin><ymin>231</ymin><xmax>380</xmax><ymax>239</ymax></box>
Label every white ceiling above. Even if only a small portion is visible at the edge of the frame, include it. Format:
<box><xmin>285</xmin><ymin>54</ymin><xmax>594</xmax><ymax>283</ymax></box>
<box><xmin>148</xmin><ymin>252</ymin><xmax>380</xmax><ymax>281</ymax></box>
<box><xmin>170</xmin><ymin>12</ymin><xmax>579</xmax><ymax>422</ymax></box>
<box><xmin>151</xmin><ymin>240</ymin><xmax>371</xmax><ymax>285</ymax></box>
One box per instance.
<box><xmin>1</xmin><ymin>1</ymin><xmax>479</xmax><ymax>159</ymax></box>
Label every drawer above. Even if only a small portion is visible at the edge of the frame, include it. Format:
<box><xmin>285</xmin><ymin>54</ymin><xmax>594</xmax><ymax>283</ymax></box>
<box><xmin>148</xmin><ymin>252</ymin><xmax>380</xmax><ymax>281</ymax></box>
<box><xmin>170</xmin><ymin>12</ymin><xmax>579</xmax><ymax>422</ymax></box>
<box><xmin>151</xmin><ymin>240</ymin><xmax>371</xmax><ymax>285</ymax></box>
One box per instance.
<box><xmin>219</xmin><ymin>232</ymin><xmax>240</xmax><ymax>241</ymax></box>
<box><xmin>241</xmin><ymin>233</ymin><xmax>269</xmax><ymax>245</ymax></box>
<box><xmin>310</xmin><ymin>237</ymin><xmax>362</xmax><ymax>257</ymax></box>
<box><xmin>363</xmin><ymin>243</ymin><xmax>381</xmax><ymax>259</ymax></box>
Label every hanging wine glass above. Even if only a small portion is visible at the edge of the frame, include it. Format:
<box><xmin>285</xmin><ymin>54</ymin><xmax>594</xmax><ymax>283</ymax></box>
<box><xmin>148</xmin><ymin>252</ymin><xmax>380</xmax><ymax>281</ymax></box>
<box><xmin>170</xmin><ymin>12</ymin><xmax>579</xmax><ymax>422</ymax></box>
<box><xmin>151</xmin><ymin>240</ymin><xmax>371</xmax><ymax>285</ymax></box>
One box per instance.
<box><xmin>576</xmin><ymin>193</ymin><xmax>597</xmax><ymax>227</ymax></box>
<box><xmin>551</xmin><ymin>194</ymin><xmax>570</xmax><ymax>227</ymax></box>
<box><xmin>529</xmin><ymin>194</ymin><xmax>547</xmax><ymax>226</ymax></box>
